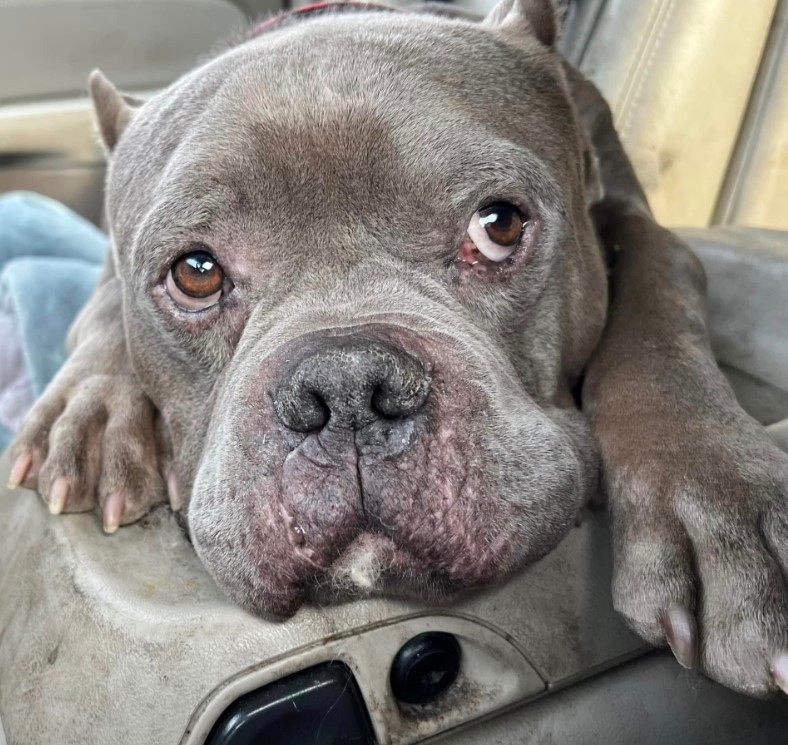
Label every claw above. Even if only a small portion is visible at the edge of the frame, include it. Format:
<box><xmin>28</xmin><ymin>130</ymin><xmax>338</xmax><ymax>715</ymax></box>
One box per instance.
<box><xmin>661</xmin><ymin>604</ymin><xmax>697</xmax><ymax>670</ymax></box>
<box><xmin>103</xmin><ymin>492</ymin><xmax>124</xmax><ymax>534</ymax></box>
<box><xmin>772</xmin><ymin>653</ymin><xmax>788</xmax><ymax>695</ymax></box>
<box><xmin>167</xmin><ymin>471</ymin><xmax>182</xmax><ymax>511</ymax></box>
<box><xmin>7</xmin><ymin>451</ymin><xmax>33</xmax><ymax>489</ymax></box>
<box><xmin>49</xmin><ymin>477</ymin><xmax>70</xmax><ymax>515</ymax></box>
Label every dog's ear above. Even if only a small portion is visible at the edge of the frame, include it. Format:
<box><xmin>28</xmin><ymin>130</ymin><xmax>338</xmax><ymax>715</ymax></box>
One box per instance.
<box><xmin>88</xmin><ymin>70</ymin><xmax>141</xmax><ymax>153</ymax></box>
<box><xmin>482</xmin><ymin>0</ymin><xmax>559</xmax><ymax>49</ymax></box>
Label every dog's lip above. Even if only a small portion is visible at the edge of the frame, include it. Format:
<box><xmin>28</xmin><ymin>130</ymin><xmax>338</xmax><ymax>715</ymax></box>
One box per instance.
<box><xmin>247</xmin><ymin>532</ymin><xmax>403</xmax><ymax>617</ymax></box>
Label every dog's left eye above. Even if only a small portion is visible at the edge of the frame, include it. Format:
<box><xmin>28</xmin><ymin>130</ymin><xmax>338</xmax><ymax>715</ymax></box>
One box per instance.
<box><xmin>166</xmin><ymin>250</ymin><xmax>228</xmax><ymax>311</ymax></box>
<box><xmin>461</xmin><ymin>202</ymin><xmax>526</xmax><ymax>265</ymax></box>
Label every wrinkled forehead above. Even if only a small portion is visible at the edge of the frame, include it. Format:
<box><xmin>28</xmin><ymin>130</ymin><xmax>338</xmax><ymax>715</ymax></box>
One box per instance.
<box><xmin>220</xmin><ymin>13</ymin><xmax>574</xmax><ymax>158</ymax></box>
<box><xmin>112</xmin><ymin>13</ymin><xmax>578</xmax><ymax>238</ymax></box>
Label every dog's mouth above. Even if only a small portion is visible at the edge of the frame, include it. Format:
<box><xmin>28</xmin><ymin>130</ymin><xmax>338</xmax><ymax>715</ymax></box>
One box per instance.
<box><xmin>254</xmin><ymin>407</ymin><xmax>520</xmax><ymax>613</ymax></box>
<box><xmin>187</xmin><ymin>324</ymin><xmax>592</xmax><ymax>617</ymax></box>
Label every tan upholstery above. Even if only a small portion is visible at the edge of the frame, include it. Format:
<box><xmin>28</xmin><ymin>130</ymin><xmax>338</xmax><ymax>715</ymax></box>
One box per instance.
<box><xmin>715</xmin><ymin>3</ymin><xmax>788</xmax><ymax>229</ymax></box>
<box><xmin>576</xmin><ymin>0</ymin><xmax>779</xmax><ymax>228</ymax></box>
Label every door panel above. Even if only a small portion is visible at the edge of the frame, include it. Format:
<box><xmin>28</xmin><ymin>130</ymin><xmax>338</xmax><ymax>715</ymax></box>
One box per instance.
<box><xmin>0</xmin><ymin>0</ymin><xmax>277</xmax><ymax>222</ymax></box>
<box><xmin>0</xmin><ymin>0</ymin><xmax>249</xmax><ymax>103</ymax></box>
<box><xmin>715</xmin><ymin>0</ymin><xmax>788</xmax><ymax>230</ymax></box>
<box><xmin>579</xmin><ymin>0</ymin><xmax>777</xmax><ymax>228</ymax></box>
<box><xmin>0</xmin><ymin>98</ymin><xmax>107</xmax><ymax>223</ymax></box>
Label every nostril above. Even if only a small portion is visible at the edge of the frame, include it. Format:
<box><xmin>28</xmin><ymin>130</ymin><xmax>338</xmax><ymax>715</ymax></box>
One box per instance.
<box><xmin>372</xmin><ymin>380</ymin><xmax>429</xmax><ymax>419</ymax></box>
<box><xmin>370</xmin><ymin>385</ymin><xmax>394</xmax><ymax>419</ymax></box>
<box><xmin>372</xmin><ymin>358</ymin><xmax>432</xmax><ymax>419</ymax></box>
<box><xmin>302</xmin><ymin>390</ymin><xmax>331</xmax><ymax>432</ymax></box>
<box><xmin>275</xmin><ymin>387</ymin><xmax>330</xmax><ymax>433</ymax></box>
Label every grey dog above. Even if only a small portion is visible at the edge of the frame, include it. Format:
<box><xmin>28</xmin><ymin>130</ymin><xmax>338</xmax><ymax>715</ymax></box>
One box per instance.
<box><xmin>6</xmin><ymin>0</ymin><xmax>788</xmax><ymax>699</ymax></box>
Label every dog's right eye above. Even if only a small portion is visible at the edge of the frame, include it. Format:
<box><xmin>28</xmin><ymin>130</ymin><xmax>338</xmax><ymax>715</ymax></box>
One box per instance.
<box><xmin>459</xmin><ymin>202</ymin><xmax>528</xmax><ymax>267</ymax></box>
<box><xmin>166</xmin><ymin>250</ymin><xmax>226</xmax><ymax>311</ymax></box>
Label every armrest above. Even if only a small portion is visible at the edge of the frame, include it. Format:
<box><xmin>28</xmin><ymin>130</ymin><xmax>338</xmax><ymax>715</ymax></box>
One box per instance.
<box><xmin>679</xmin><ymin>226</ymin><xmax>788</xmax><ymax>434</ymax></box>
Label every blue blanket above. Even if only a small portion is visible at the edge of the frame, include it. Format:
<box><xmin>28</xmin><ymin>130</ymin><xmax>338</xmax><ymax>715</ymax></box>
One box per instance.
<box><xmin>0</xmin><ymin>192</ymin><xmax>106</xmax><ymax>450</ymax></box>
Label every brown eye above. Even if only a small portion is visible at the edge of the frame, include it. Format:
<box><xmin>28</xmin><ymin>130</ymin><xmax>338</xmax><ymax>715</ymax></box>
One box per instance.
<box><xmin>172</xmin><ymin>252</ymin><xmax>223</xmax><ymax>297</ymax></box>
<box><xmin>465</xmin><ymin>202</ymin><xmax>526</xmax><ymax>263</ymax></box>
<box><xmin>478</xmin><ymin>203</ymin><xmax>524</xmax><ymax>246</ymax></box>
<box><xmin>166</xmin><ymin>250</ymin><xmax>227</xmax><ymax>311</ymax></box>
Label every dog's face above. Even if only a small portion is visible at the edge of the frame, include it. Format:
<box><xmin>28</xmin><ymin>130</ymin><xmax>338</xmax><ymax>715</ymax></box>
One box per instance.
<box><xmin>95</xmin><ymin>1</ymin><xmax>607</xmax><ymax>615</ymax></box>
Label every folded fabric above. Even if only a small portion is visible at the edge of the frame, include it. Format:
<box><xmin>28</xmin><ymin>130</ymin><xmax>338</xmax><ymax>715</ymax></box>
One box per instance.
<box><xmin>0</xmin><ymin>192</ymin><xmax>106</xmax><ymax>451</ymax></box>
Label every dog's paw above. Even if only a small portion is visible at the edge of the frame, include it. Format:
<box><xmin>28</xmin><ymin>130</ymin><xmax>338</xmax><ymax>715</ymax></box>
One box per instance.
<box><xmin>7</xmin><ymin>373</ymin><xmax>167</xmax><ymax>532</ymax></box>
<box><xmin>611</xmin><ymin>431</ymin><xmax>788</xmax><ymax>697</ymax></box>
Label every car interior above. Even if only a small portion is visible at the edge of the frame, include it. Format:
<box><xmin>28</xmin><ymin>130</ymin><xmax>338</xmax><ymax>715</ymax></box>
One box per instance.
<box><xmin>1</xmin><ymin>0</ymin><xmax>787</xmax><ymax>743</ymax></box>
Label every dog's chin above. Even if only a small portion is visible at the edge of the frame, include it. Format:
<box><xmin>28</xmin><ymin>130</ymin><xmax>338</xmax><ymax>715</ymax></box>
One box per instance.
<box><xmin>313</xmin><ymin>531</ymin><xmax>476</xmax><ymax>602</ymax></box>
<box><xmin>229</xmin><ymin>530</ymin><xmax>514</xmax><ymax>619</ymax></box>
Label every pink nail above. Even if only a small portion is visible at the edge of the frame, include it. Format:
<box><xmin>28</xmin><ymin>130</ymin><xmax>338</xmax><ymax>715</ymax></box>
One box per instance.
<box><xmin>103</xmin><ymin>493</ymin><xmax>124</xmax><ymax>534</ymax></box>
<box><xmin>7</xmin><ymin>451</ymin><xmax>33</xmax><ymax>489</ymax></box>
<box><xmin>772</xmin><ymin>653</ymin><xmax>788</xmax><ymax>695</ymax></box>
<box><xmin>167</xmin><ymin>471</ymin><xmax>182</xmax><ymax>511</ymax></box>
<box><xmin>49</xmin><ymin>477</ymin><xmax>70</xmax><ymax>515</ymax></box>
<box><xmin>661</xmin><ymin>605</ymin><xmax>697</xmax><ymax>670</ymax></box>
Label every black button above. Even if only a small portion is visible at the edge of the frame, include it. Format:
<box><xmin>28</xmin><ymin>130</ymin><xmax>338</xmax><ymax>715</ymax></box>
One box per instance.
<box><xmin>389</xmin><ymin>632</ymin><xmax>462</xmax><ymax>705</ymax></box>
<box><xmin>205</xmin><ymin>661</ymin><xmax>376</xmax><ymax>745</ymax></box>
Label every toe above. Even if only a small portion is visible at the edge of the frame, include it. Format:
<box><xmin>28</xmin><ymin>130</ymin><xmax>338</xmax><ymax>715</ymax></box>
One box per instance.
<box><xmin>38</xmin><ymin>392</ymin><xmax>105</xmax><ymax>513</ymax></box>
<box><xmin>98</xmin><ymin>400</ymin><xmax>166</xmax><ymax>525</ymax></box>
<box><xmin>612</xmin><ymin>507</ymin><xmax>696</xmax><ymax>647</ymax></box>
<box><xmin>10</xmin><ymin>396</ymin><xmax>67</xmax><ymax>489</ymax></box>
<box><xmin>7</xmin><ymin>450</ymin><xmax>33</xmax><ymax>489</ymax></box>
<box><xmin>695</xmin><ymin>540</ymin><xmax>788</xmax><ymax>696</ymax></box>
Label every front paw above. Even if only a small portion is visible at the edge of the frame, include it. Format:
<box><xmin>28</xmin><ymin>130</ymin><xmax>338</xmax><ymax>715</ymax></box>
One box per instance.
<box><xmin>7</xmin><ymin>372</ymin><xmax>167</xmax><ymax>532</ymax></box>
<box><xmin>611</xmin><ymin>436</ymin><xmax>788</xmax><ymax>697</ymax></box>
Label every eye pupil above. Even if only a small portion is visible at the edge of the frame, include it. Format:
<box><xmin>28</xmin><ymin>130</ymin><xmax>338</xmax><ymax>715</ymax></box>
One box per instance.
<box><xmin>173</xmin><ymin>250</ymin><xmax>224</xmax><ymax>298</ymax></box>
<box><xmin>479</xmin><ymin>203</ymin><xmax>524</xmax><ymax>246</ymax></box>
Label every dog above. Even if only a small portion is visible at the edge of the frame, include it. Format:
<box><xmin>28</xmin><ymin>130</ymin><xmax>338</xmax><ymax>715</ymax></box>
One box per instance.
<box><xmin>6</xmin><ymin>0</ymin><xmax>788</xmax><ymax>699</ymax></box>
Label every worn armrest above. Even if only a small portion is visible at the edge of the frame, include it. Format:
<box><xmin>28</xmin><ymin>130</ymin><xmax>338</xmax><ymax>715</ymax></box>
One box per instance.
<box><xmin>680</xmin><ymin>226</ymin><xmax>788</xmax><ymax>434</ymax></box>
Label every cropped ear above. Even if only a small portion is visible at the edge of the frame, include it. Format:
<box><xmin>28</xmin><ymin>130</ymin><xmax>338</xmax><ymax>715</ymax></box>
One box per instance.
<box><xmin>88</xmin><ymin>70</ymin><xmax>141</xmax><ymax>153</ymax></box>
<box><xmin>482</xmin><ymin>0</ymin><xmax>559</xmax><ymax>49</ymax></box>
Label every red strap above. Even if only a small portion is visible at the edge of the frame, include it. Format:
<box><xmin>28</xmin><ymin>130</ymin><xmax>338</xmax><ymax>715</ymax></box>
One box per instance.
<box><xmin>249</xmin><ymin>1</ymin><xmax>400</xmax><ymax>38</ymax></box>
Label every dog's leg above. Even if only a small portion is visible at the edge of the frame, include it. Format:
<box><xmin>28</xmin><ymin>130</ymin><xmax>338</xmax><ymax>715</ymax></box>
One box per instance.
<box><xmin>7</xmin><ymin>251</ymin><xmax>168</xmax><ymax>532</ymax></box>
<box><xmin>568</xmin><ymin>66</ymin><xmax>788</xmax><ymax>697</ymax></box>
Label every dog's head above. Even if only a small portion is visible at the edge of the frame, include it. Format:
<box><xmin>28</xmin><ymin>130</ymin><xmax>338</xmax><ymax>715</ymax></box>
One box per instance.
<box><xmin>91</xmin><ymin>0</ymin><xmax>607</xmax><ymax>616</ymax></box>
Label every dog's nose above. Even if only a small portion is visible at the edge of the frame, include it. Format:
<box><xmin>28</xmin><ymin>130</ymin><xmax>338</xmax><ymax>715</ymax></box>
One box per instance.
<box><xmin>274</xmin><ymin>338</ymin><xmax>431</xmax><ymax>432</ymax></box>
